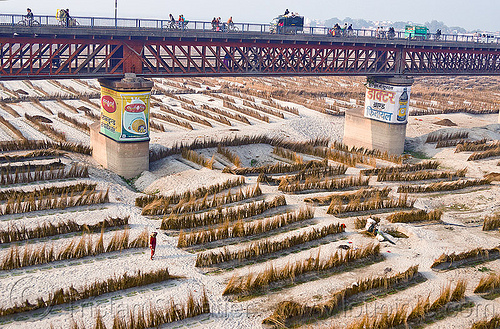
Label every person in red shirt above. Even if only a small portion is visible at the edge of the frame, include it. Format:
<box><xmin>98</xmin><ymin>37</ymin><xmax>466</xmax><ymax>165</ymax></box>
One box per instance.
<box><xmin>150</xmin><ymin>232</ymin><xmax>157</xmax><ymax>260</ymax></box>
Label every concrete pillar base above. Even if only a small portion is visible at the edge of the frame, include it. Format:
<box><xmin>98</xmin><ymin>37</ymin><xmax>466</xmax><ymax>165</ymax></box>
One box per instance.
<box><xmin>343</xmin><ymin>107</ymin><xmax>406</xmax><ymax>155</ymax></box>
<box><xmin>90</xmin><ymin>122</ymin><xmax>149</xmax><ymax>179</ymax></box>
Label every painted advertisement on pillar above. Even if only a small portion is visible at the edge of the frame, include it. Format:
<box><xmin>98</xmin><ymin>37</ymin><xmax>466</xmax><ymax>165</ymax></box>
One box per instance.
<box><xmin>364</xmin><ymin>81</ymin><xmax>411</xmax><ymax>124</ymax></box>
<box><xmin>100</xmin><ymin>86</ymin><xmax>150</xmax><ymax>142</ymax></box>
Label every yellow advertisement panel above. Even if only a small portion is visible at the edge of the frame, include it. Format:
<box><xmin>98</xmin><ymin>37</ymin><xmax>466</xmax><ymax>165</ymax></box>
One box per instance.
<box><xmin>100</xmin><ymin>86</ymin><xmax>150</xmax><ymax>142</ymax></box>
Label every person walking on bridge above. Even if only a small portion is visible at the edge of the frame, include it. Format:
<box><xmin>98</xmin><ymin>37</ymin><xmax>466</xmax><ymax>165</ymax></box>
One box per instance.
<box><xmin>25</xmin><ymin>8</ymin><xmax>34</xmax><ymax>26</ymax></box>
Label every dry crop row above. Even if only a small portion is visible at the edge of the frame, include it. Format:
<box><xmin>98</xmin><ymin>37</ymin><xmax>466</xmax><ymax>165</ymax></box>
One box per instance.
<box><xmin>455</xmin><ymin>140</ymin><xmax>499</xmax><ymax>153</ymax></box>
<box><xmin>181</xmin><ymin>103</ymin><xmax>231</xmax><ymax>126</ymax></box>
<box><xmin>151</xmin><ymin>111</ymin><xmax>194</xmax><ymax>130</ymax></box>
<box><xmin>181</xmin><ymin>149</ymin><xmax>214</xmax><ymax>169</ymax></box>
<box><xmin>258</xmin><ymin>164</ymin><xmax>347</xmax><ymax>186</ymax></box>
<box><xmin>242</xmin><ymin>100</ymin><xmax>285</xmax><ymax>118</ymax></box>
<box><xmin>431</xmin><ymin>246</ymin><xmax>500</xmax><ymax>271</ymax></box>
<box><xmin>483</xmin><ymin>213</ymin><xmax>500</xmax><ymax>231</ymax></box>
<box><xmin>0</xmin><ymin>267</ymin><xmax>177</xmax><ymax>317</ymax></box>
<box><xmin>397</xmin><ymin>178</ymin><xmax>491</xmax><ymax>193</ymax></box>
<box><xmin>468</xmin><ymin>147</ymin><xmax>500</xmax><ymax>161</ymax></box>
<box><xmin>0</xmin><ymin>140</ymin><xmax>91</xmax><ymax>155</ymax></box>
<box><xmin>0</xmin><ymin>149</ymin><xmax>65</xmax><ymax>164</ymax></box>
<box><xmin>280</xmin><ymin>174</ymin><xmax>369</xmax><ymax>194</ymax></box>
<box><xmin>263</xmin><ymin>265</ymin><xmax>420</xmax><ymax>327</ymax></box>
<box><xmin>224</xmin><ymin>159</ymin><xmax>328</xmax><ymax>175</ymax></box>
<box><xmin>135</xmin><ymin>177</ymin><xmax>245</xmax><ymax>208</ymax></box>
<box><xmin>223</xmin><ymin>100</ymin><xmax>270</xmax><ymax>122</ymax></box>
<box><xmin>223</xmin><ymin>243</ymin><xmax>381</xmax><ymax>296</ymax></box>
<box><xmin>344</xmin><ymin>279</ymin><xmax>467</xmax><ymax>329</ymax></box>
<box><xmin>177</xmin><ymin>207</ymin><xmax>314</xmax><ymax>248</ymax></box>
<box><xmin>0</xmin><ymin>182</ymin><xmax>96</xmax><ymax>202</ymax></box>
<box><xmin>200</xmin><ymin>104</ymin><xmax>250</xmax><ymax>124</ymax></box>
<box><xmin>161</xmin><ymin>195</ymin><xmax>287</xmax><ymax>229</ymax></box>
<box><xmin>159</xmin><ymin>104</ymin><xmax>209</xmax><ymax>127</ymax></box>
<box><xmin>272</xmin><ymin>146</ymin><xmax>303</xmax><ymax>163</ymax></box>
<box><xmin>1</xmin><ymin>228</ymin><xmax>148</xmax><ymax>270</ymax></box>
<box><xmin>361</xmin><ymin>161</ymin><xmax>439</xmax><ymax>176</ymax></box>
<box><xmin>377</xmin><ymin>168</ymin><xmax>467</xmax><ymax>182</ymax></box>
<box><xmin>426</xmin><ymin>131</ymin><xmax>469</xmax><ymax>143</ymax></box>
<box><xmin>386</xmin><ymin>209</ymin><xmax>443</xmax><ymax>223</ymax></box>
<box><xmin>24</xmin><ymin>113</ymin><xmax>67</xmax><ymax>142</ymax></box>
<box><xmin>217</xmin><ymin>145</ymin><xmax>241</xmax><ymax>167</ymax></box>
<box><xmin>0</xmin><ymin>161</ymin><xmax>65</xmax><ymax>175</ymax></box>
<box><xmin>143</xmin><ymin>185</ymin><xmax>262</xmax><ymax>216</ymax></box>
<box><xmin>304</xmin><ymin>187</ymin><xmax>391</xmax><ymax>206</ymax></box>
<box><xmin>331</xmin><ymin>141</ymin><xmax>405</xmax><ymax>164</ymax></box>
<box><xmin>0</xmin><ymin>163</ymin><xmax>89</xmax><ymax>186</ymax></box>
<box><xmin>0</xmin><ymin>116</ymin><xmax>26</xmax><ymax>140</ymax></box>
<box><xmin>0</xmin><ymin>216</ymin><xmax>128</xmax><ymax>244</ymax></box>
<box><xmin>195</xmin><ymin>222</ymin><xmax>345</xmax><ymax>267</ymax></box>
<box><xmin>327</xmin><ymin>194</ymin><xmax>415</xmax><ymax>215</ymax></box>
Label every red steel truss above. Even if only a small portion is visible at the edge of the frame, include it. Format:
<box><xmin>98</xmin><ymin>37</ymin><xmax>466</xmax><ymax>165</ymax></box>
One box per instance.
<box><xmin>1</xmin><ymin>35</ymin><xmax>500</xmax><ymax>80</ymax></box>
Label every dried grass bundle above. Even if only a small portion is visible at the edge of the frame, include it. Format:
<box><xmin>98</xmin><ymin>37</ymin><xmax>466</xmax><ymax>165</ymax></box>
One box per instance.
<box><xmin>483</xmin><ymin>213</ymin><xmax>500</xmax><ymax>231</ymax></box>
<box><xmin>0</xmin><ymin>116</ymin><xmax>26</xmax><ymax>140</ymax></box>
<box><xmin>217</xmin><ymin>145</ymin><xmax>241</xmax><ymax>167</ymax></box>
<box><xmin>304</xmin><ymin>187</ymin><xmax>391</xmax><ymax>206</ymax></box>
<box><xmin>0</xmin><ymin>149</ymin><xmax>65</xmax><ymax>164</ymax></box>
<box><xmin>327</xmin><ymin>194</ymin><xmax>415</xmax><ymax>215</ymax></box>
<box><xmin>150</xmin><ymin>111</ymin><xmax>194</xmax><ymax>130</ymax></box>
<box><xmin>178</xmin><ymin>207</ymin><xmax>314</xmax><ymax>247</ymax></box>
<box><xmin>280</xmin><ymin>174</ymin><xmax>369</xmax><ymax>194</ymax></box>
<box><xmin>0</xmin><ymin>267</ymin><xmax>177</xmax><ymax>317</ymax></box>
<box><xmin>25</xmin><ymin>113</ymin><xmax>67</xmax><ymax>142</ymax></box>
<box><xmin>57</xmin><ymin>112</ymin><xmax>90</xmax><ymax>132</ymax></box>
<box><xmin>397</xmin><ymin>178</ymin><xmax>491</xmax><ymax>193</ymax></box>
<box><xmin>224</xmin><ymin>243</ymin><xmax>380</xmax><ymax>295</ymax></box>
<box><xmin>136</xmin><ymin>177</ymin><xmax>245</xmax><ymax>208</ymax></box>
<box><xmin>263</xmin><ymin>265</ymin><xmax>419</xmax><ymax>327</ymax></box>
<box><xmin>377</xmin><ymin>168</ymin><xmax>467</xmax><ymax>182</ymax></box>
<box><xmin>431</xmin><ymin>246</ymin><xmax>500</xmax><ymax>270</ymax></box>
<box><xmin>426</xmin><ymin>131</ymin><xmax>469</xmax><ymax>143</ymax></box>
<box><xmin>181</xmin><ymin>149</ymin><xmax>213</xmax><ymax>169</ymax></box>
<box><xmin>361</xmin><ymin>161</ymin><xmax>439</xmax><ymax>176</ymax></box>
<box><xmin>0</xmin><ymin>215</ymin><xmax>127</xmax><ymax>244</ymax></box>
<box><xmin>161</xmin><ymin>195</ymin><xmax>286</xmax><ymax>229</ymax></box>
<box><xmin>223</xmin><ymin>100</ymin><xmax>269</xmax><ymax>122</ymax></box>
<box><xmin>195</xmin><ymin>222</ymin><xmax>345</xmax><ymax>267</ymax></box>
<box><xmin>1</xmin><ymin>227</ymin><xmax>147</xmax><ymax>270</ymax></box>
<box><xmin>181</xmin><ymin>103</ymin><xmax>231</xmax><ymax>126</ymax></box>
<box><xmin>468</xmin><ymin>147</ymin><xmax>500</xmax><ymax>161</ymax></box>
<box><xmin>201</xmin><ymin>104</ymin><xmax>250</xmax><ymax>124</ymax></box>
<box><xmin>455</xmin><ymin>140</ymin><xmax>499</xmax><ymax>153</ymax></box>
<box><xmin>470</xmin><ymin>315</ymin><xmax>500</xmax><ymax>329</ymax></box>
<box><xmin>0</xmin><ymin>139</ymin><xmax>91</xmax><ymax>155</ymax></box>
<box><xmin>387</xmin><ymin>209</ymin><xmax>443</xmax><ymax>223</ymax></box>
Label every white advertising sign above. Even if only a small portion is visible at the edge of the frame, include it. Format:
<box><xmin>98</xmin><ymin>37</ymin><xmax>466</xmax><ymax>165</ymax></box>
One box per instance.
<box><xmin>364</xmin><ymin>81</ymin><xmax>411</xmax><ymax>124</ymax></box>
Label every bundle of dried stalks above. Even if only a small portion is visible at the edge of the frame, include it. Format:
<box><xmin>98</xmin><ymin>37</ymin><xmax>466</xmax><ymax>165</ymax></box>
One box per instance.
<box><xmin>0</xmin><ymin>116</ymin><xmax>26</xmax><ymax>140</ymax></box>
<box><xmin>0</xmin><ymin>182</ymin><xmax>96</xmax><ymax>202</ymax></box>
<box><xmin>136</xmin><ymin>177</ymin><xmax>245</xmax><ymax>208</ymax></box>
<box><xmin>25</xmin><ymin>113</ymin><xmax>67</xmax><ymax>141</ymax></box>
<box><xmin>0</xmin><ymin>140</ymin><xmax>91</xmax><ymax>155</ymax></box>
<box><xmin>178</xmin><ymin>207</ymin><xmax>314</xmax><ymax>247</ymax></box>
<box><xmin>386</xmin><ymin>209</ymin><xmax>442</xmax><ymax>223</ymax></box>
<box><xmin>280</xmin><ymin>174</ymin><xmax>370</xmax><ymax>194</ymax></box>
<box><xmin>304</xmin><ymin>187</ymin><xmax>391</xmax><ymax>206</ymax></box>
<box><xmin>482</xmin><ymin>213</ymin><xmax>500</xmax><ymax>231</ymax></box>
<box><xmin>242</xmin><ymin>100</ymin><xmax>285</xmax><ymax>118</ymax></box>
<box><xmin>261</xmin><ymin>99</ymin><xmax>299</xmax><ymax>115</ymax></box>
<box><xmin>1</xmin><ymin>228</ymin><xmax>148</xmax><ymax>270</ymax></box>
<box><xmin>181</xmin><ymin>149</ymin><xmax>214</xmax><ymax>169</ymax></box>
<box><xmin>223</xmin><ymin>100</ymin><xmax>270</xmax><ymax>122</ymax></box>
<box><xmin>148</xmin><ymin>135</ymin><xmax>327</xmax><ymax>162</ymax></box>
<box><xmin>377</xmin><ymin>168</ymin><xmax>467</xmax><ymax>182</ymax></box>
<box><xmin>326</xmin><ymin>194</ymin><xmax>415</xmax><ymax>215</ymax></box>
<box><xmin>0</xmin><ymin>161</ymin><xmax>65</xmax><ymax>175</ymax></box>
<box><xmin>181</xmin><ymin>103</ymin><xmax>231</xmax><ymax>126</ymax></box>
<box><xmin>195</xmin><ymin>222</ymin><xmax>345</xmax><ymax>267</ymax></box>
<box><xmin>0</xmin><ymin>149</ymin><xmax>65</xmax><ymax>164</ymax></box>
<box><xmin>397</xmin><ymin>178</ymin><xmax>491</xmax><ymax>193</ymax></box>
<box><xmin>263</xmin><ymin>265</ymin><xmax>419</xmax><ymax>327</ymax></box>
<box><xmin>331</xmin><ymin>141</ymin><xmax>405</xmax><ymax>164</ymax></box>
<box><xmin>224</xmin><ymin>159</ymin><xmax>328</xmax><ymax>175</ymax></box>
<box><xmin>144</xmin><ymin>185</ymin><xmax>261</xmax><ymax>216</ymax></box>
<box><xmin>223</xmin><ymin>243</ymin><xmax>380</xmax><ymax>295</ymax></box>
<box><xmin>200</xmin><ymin>104</ymin><xmax>250</xmax><ymax>124</ymax></box>
<box><xmin>0</xmin><ymin>267</ymin><xmax>177</xmax><ymax>317</ymax></box>
<box><xmin>0</xmin><ymin>163</ymin><xmax>89</xmax><ymax>186</ymax></box>
<box><xmin>217</xmin><ymin>145</ymin><xmax>241</xmax><ymax>167</ymax></box>
<box><xmin>57</xmin><ymin>112</ymin><xmax>90</xmax><ymax>132</ymax></box>
<box><xmin>258</xmin><ymin>164</ymin><xmax>348</xmax><ymax>186</ymax></box>
<box><xmin>0</xmin><ymin>186</ymin><xmax>107</xmax><ymax>215</ymax></box>
<box><xmin>455</xmin><ymin>140</ymin><xmax>499</xmax><ymax>153</ymax></box>
<box><xmin>150</xmin><ymin>111</ymin><xmax>194</xmax><ymax>130</ymax></box>
<box><xmin>468</xmin><ymin>147</ymin><xmax>500</xmax><ymax>161</ymax></box>
<box><xmin>426</xmin><ymin>131</ymin><xmax>469</xmax><ymax>143</ymax></box>
<box><xmin>0</xmin><ymin>216</ymin><xmax>128</xmax><ymax>244</ymax></box>
<box><xmin>470</xmin><ymin>315</ymin><xmax>500</xmax><ymax>329</ymax></box>
<box><xmin>361</xmin><ymin>161</ymin><xmax>439</xmax><ymax>176</ymax></box>
<box><xmin>272</xmin><ymin>147</ymin><xmax>303</xmax><ymax>163</ymax></box>
<box><xmin>161</xmin><ymin>195</ymin><xmax>286</xmax><ymax>229</ymax></box>
<box><xmin>431</xmin><ymin>246</ymin><xmax>500</xmax><ymax>270</ymax></box>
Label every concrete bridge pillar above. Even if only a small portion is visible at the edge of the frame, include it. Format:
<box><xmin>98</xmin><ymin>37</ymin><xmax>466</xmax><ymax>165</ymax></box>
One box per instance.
<box><xmin>343</xmin><ymin>76</ymin><xmax>414</xmax><ymax>155</ymax></box>
<box><xmin>90</xmin><ymin>73</ymin><xmax>153</xmax><ymax>179</ymax></box>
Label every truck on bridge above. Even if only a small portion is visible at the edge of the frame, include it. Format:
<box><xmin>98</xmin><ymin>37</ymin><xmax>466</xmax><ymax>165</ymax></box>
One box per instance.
<box><xmin>270</xmin><ymin>14</ymin><xmax>304</xmax><ymax>34</ymax></box>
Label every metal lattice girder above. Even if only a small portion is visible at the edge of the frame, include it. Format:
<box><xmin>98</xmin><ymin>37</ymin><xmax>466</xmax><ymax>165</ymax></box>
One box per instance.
<box><xmin>1</xmin><ymin>34</ymin><xmax>500</xmax><ymax>80</ymax></box>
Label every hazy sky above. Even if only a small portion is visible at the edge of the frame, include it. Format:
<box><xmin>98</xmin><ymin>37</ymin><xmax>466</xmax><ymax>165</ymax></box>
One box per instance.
<box><xmin>2</xmin><ymin>0</ymin><xmax>498</xmax><ymax>32</ymax></box>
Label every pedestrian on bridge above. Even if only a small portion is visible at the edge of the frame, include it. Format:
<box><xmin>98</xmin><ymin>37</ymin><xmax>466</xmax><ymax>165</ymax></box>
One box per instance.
<box><xmin>65</xmin><ymin>9</ymin><xmax>71</xmax><ymax>27</ymax></box>
<box><xmin>25</xmin><ymin>8</ymin><xmax>34</xmax><ymax>26</ymax></box>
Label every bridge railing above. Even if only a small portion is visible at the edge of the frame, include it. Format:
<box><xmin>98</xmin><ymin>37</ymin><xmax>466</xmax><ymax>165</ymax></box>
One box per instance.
<box><xmin>1</xmin><ymin>13</ymin><xmax>498</xmax><ymax>45</ymax></box>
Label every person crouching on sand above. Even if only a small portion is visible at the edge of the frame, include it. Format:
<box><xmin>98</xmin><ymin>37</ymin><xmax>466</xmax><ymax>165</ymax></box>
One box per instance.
<box><xmin>150</xmin><ymin>232</ymin><xmax>157</xmax><ymax>260</ymax></box>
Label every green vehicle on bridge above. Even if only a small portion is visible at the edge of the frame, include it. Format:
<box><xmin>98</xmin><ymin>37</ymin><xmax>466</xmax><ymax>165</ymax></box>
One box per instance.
<box><xmin>405</xmin><ymin>25</ymin><xmax>429</xmax><ymax>40</ymax></box>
